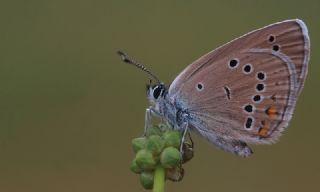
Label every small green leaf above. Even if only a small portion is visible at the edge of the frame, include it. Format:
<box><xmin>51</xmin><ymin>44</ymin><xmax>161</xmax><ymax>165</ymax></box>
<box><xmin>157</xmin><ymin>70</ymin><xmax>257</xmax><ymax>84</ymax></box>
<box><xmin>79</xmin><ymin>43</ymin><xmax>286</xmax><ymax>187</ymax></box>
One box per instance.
<box><xmin>160</xmin><ymin>147</ymin><xmax>181</xmax><ymax>168</ymax></box>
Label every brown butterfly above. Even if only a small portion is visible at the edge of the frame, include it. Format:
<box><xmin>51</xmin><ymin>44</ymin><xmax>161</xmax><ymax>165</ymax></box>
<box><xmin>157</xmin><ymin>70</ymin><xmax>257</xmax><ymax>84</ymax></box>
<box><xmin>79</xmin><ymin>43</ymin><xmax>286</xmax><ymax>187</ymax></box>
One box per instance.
<box><xmin>119</xmin><ymin>19</ymin><xmax>310</xmax><ymax>157</ymax></box>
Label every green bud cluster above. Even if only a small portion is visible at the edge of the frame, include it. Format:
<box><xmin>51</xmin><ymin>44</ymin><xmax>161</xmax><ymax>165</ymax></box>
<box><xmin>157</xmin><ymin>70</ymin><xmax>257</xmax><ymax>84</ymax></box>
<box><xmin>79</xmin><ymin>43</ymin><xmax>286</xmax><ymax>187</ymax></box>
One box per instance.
<box><xmin>130</xmin><ymin>124</ymin><xmax>194</xmax><ymax>189</ymax></box>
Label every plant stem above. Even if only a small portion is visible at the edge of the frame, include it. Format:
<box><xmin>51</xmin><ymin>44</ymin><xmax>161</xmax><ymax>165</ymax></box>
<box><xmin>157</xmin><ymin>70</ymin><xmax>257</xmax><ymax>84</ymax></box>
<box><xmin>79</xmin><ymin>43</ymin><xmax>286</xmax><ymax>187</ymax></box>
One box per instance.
<box><xmin>153</xmin><ymin>165</ymin><xmax>165</xmax><ymax>192</ymax></box>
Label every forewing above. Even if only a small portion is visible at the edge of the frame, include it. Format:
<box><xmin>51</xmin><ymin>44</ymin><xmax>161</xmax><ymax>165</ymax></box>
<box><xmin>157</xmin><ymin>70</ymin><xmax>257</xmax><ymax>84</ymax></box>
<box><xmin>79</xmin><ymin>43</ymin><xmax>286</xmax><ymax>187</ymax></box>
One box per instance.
<box><xmin>168</xmin><ymin>19</ymin><xmax>310</xmax><ymax>144</ymax></box>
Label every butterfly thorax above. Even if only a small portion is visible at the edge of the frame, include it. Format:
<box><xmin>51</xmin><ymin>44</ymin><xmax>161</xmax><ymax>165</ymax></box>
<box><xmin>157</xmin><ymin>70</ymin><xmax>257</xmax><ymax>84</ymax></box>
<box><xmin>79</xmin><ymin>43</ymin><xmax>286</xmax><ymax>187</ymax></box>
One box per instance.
<box><xmin>147</xmin><ymin>83</ymin><xmax>189</xmax><ymax>129</ymax></box>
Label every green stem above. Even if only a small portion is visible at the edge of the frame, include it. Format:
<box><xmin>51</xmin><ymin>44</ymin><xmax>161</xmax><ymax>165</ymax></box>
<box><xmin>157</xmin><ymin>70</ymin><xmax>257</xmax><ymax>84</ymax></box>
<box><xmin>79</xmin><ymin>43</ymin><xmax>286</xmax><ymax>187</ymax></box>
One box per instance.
<box><xmin>153</xmin><ymin>165</ymin><xmax>165</xmax><ymax>192</ymax></box>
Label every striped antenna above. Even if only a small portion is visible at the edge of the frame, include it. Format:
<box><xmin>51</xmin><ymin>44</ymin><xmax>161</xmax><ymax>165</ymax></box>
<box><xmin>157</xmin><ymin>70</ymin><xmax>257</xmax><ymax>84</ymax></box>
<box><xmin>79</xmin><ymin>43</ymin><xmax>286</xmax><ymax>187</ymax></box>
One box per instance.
<box><xmin>117</xmin><ymin>50</ymin><xmax>161</xmax><ymax>84</ymax></box>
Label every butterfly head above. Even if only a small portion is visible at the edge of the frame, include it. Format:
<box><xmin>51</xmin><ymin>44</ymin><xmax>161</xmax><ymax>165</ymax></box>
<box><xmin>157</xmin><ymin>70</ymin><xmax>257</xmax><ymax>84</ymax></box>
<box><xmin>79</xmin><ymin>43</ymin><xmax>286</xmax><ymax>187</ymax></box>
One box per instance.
<box><xmin>146</xmin><ymin>82</ymin><xmax>166</xmax><ymax>103</ymax></box>
<box><xmin>117</xmin><ymin>50</ymin><xmax>166</xmax><ymax>103</ymax></box>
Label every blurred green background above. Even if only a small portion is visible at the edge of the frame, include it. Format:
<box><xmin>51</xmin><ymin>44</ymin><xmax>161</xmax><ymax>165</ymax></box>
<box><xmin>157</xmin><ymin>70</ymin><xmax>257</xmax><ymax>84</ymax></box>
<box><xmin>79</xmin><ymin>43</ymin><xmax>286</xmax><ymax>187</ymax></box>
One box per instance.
<box><xmin>0</xmin><ymin>0</ymin><xmax>319</xmax><ymax>191</ymax></box>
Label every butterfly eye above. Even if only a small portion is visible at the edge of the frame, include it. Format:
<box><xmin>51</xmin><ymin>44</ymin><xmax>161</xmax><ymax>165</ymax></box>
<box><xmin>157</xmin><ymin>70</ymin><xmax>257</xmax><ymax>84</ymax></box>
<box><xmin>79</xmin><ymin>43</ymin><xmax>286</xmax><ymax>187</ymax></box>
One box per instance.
<box><xmin>153</xmin><ymin>86</ymin><xmax>162</xmax><ymax>99</ymax></box>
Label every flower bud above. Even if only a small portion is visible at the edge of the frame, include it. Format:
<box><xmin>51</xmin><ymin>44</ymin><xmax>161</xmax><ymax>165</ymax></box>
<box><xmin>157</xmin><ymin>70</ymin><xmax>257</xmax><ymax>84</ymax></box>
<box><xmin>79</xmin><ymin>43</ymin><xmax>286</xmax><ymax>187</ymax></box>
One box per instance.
<box><xmin>139</xmin><ymin>171</ymin><xmax>154</xmax><ymax>189</ymax></box>
<box><xmin>145</xmin><ymin>126</ymin><xmax>162</xmax><ymax>137</ymax></box>
<box><xmin>163</xmin><ymin>130</ymin><xmax>181</xmax><ymax>149</ymax></box>
<box><xmin>132</xmin><ymin>137</ymin><xmax>147</xmax><ymax>153</ymax></box>
<box><xmin>135</xmin><ymin>149</ymin><xmax>156</xmax><ymax>170</ymax></box>
<box><xmin>146</xmin><ymin>135</ymin><xmax>165</xmax><ymax>156</ymax></box>
<box><xmin>160</xmin><ymin>147</ymin><xmax>181</xmax><ymax>168</ymax></box>
<box><xmin>130</xmin><ymin>158</ymin><xmax>142</xmax><ymax>174</ymax></box>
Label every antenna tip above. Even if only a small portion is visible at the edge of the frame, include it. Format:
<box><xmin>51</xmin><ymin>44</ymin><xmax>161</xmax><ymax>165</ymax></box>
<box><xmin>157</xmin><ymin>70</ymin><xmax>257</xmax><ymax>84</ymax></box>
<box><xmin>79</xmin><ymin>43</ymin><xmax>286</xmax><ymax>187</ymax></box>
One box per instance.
<box><xmin>117</xmin><ymin>50</ymin><xmax>124</xmax><ymax>56</ymax></box>
<box><xmin>117</xmin><ymin>50</ymin><xmax>131</xmax><ymax>63</ymax></box>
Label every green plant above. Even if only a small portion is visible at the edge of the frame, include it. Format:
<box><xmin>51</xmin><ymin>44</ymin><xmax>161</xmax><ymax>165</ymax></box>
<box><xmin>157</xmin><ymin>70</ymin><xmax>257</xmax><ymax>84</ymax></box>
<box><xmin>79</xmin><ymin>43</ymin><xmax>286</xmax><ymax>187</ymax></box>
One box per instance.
<box><xmin>130</xmin><ymin>124</ymin><xmax>194</xmax><ymax>191</ymax></box>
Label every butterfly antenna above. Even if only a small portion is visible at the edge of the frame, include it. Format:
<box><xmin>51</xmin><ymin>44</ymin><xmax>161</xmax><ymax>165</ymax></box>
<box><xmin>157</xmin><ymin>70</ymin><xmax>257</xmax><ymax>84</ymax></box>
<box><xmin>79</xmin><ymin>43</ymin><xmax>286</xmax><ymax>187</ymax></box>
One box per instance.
<box><xmin>117</xmin><ymin>50</ymin><xmax>161</xmax><ymax>84</ymax></box>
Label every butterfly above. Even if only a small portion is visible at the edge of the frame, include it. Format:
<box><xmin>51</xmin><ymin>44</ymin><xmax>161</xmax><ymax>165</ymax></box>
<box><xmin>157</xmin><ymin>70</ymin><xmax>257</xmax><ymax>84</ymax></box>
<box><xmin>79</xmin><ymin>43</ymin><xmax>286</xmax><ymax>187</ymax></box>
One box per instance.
<box><xmin>118</xmin><ymin>19</ymin><xmax>310</xmax><ymax>157</ymax></box>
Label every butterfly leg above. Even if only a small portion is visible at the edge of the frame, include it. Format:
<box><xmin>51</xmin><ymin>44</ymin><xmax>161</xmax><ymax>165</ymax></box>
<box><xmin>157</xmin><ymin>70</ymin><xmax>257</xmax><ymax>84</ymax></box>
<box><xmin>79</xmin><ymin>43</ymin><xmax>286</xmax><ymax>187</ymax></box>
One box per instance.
<box><xmin>143</xmin><ymin>107</ymin><xmax>152</xmax><ymax>136</ymax></box>
<box><xmin>179</xmin><ymin>121</ymin><xmax>189</xmax><ymax>154</ymax></box>
<box><xmin>187</xmin><ymin>131</ymin><xmax>194</xmax><ymax>148</ymax></box>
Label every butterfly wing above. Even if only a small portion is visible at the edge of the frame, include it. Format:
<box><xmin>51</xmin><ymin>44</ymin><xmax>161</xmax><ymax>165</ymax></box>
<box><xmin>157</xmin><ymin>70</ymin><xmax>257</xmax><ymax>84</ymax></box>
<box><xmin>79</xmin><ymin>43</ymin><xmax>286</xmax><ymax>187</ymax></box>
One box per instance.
<box><xmin>168</xmin><ymin>19</ymin><xmax>310</xmax><ymax>153</ymax></box>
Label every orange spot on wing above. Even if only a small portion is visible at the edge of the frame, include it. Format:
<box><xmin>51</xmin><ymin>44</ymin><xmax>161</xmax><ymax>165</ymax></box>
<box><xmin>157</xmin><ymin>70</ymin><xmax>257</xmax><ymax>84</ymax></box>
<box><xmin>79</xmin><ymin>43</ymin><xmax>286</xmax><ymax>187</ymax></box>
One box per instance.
<box><xmin>258</xmin><ymin>127</ymin><xmax>268</xmax><ymax>137</ymax></box>
<box><xmin>259</xmin><ymin>120</ymin><xmax>270</xmax><ymax>137</ymax></box>
<box><xmin>266</xmin><ymin>106</ymin><xmax>277</xmax><ymax>119</ymax></box>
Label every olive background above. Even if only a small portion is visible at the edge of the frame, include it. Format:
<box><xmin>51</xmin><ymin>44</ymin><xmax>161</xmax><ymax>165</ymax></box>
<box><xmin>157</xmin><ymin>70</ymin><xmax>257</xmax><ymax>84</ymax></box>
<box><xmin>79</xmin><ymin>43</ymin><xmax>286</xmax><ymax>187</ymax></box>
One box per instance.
<box><xmin>0</xmin><ymin>1</ymin><xmax>319</xmax><ymax>191</ymax></box>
